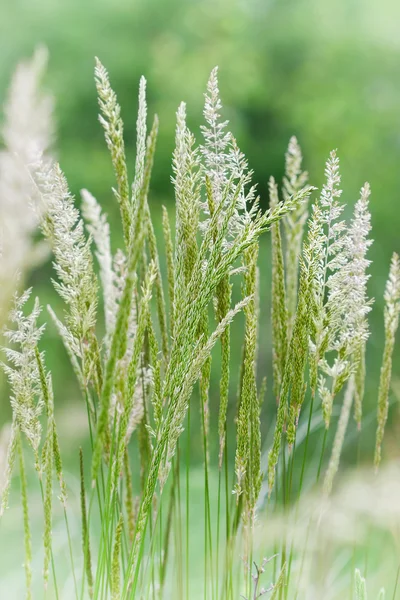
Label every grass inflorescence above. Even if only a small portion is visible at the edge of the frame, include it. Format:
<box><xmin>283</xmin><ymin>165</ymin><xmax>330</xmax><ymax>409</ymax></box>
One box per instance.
<box><xmin>0</xmin><ymin>53</ymin><xmax>399</xmax><ymax>599</ymax></box>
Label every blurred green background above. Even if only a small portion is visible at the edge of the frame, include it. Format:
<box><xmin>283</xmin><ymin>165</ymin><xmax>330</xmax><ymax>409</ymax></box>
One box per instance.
<box><xmin>1</xmin><ymin>0</ymin><xmax>400</xmax><ymax>460</ymax></box>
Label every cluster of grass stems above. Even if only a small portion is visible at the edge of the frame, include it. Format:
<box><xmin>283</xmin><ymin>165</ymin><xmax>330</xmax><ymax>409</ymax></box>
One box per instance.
<box><xmin>0</xmin><ymin>53</ymin><xmax>399</xmax><ymax>599</ymax></box>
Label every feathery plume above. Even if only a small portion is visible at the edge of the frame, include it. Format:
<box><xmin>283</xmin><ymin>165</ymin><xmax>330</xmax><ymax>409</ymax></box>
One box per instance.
<box><xmin>200</xmin><ymin>67</ymin><xmax>257</xmax><ymax>241</ymax></box>
<box><xmin>282</xmin><ymin>136</ymin><xmax>309</xmax><ymax>334</ymax></box>
<box><xmin>308</xmin><ymin>150</ymin><xmax>345</xmax><ymax>397</ymax></box>
<box><xmin>0</xmin><ymin>47</ymin><xmax>53</xmax><ymax>320</ymax></box>
<box><xmin>2</xmin><ymin>290</ymin><xmax>45</xmax><ymax>466</ymax></box>
<box><xmin>81</xmin><ymin>189</ymin><xmax>115</xmax><ymax>341</ymax></box>
<box><xmin>95</xmin><ymin>58</ymin><xmax>131</xmax><ymax>247</ymax></box>
<box><xmin>374</xmin><ymin>253</ymin><xmax>400</xmax><ymax>469</ymax></box>
<box><xmin>39</xmin><ymin>163</ymin><xmax>99</xmax><ymax>386</ymax></box>
<box><xmin>321</xmin><ymin>183</ymin><xmax>373</xmax><ymax>427</ymax></box>
<box><xmin>131</xmin><ymin>76</ymin><xmax>147</xmax><ymax>210</ymax></box>
<box><xmin>172</xmin><ymin>101</ymin><xmax>201</xmax><ymax>308</ymax></box>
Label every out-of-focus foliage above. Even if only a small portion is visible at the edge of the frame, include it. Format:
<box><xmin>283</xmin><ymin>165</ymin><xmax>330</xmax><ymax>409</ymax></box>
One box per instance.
<box><xmin>0</xmin><ymin>0</ymin><xmax>399</xmax><ymax>449</ymax></box>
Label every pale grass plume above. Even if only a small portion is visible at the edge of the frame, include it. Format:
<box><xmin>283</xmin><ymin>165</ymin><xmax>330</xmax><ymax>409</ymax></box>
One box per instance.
<box><xmin>39</xmin><ymin>162</ymin><xmax>99</xmax><ymax>386</ymax></box>
<box><xmin>2</xmin><ymin>290</ymin><xmax>45</xmax><ymax>467</ymax></box>
<box><xmin>282</xmin><ymin>136</ymin><xmax>309</xmax><ymax>333</ymax></box>
<box><xmin>307</xmin><ymin>151</ymin><xmax>344</xmax><ymax>394</ymax></box>
<box><xmin>304</xmin><ymin>150</ymin><xmax>359</xmax><ymax>427</ymax></box>
<box><xmin>131</xmin><ymin>75</ymin><xmax>147</xmax><ymax>211</ymax></box>
<box><xmin>200</xmin><ymin>67</ymin><xmax>258</xmax><ymax>241</ymax></box>
<box><xmin>172</xmin><ymin>101</ymin><xmax>201</xmax><ymax>333</ymax></box>
<box><xmin>0</xmin><ymin>47</ymin><xmax>53</xmax><ymax>321</ymax></box>
<box><xmin>374</xmin><ymin>252</ymin><xmax>400</xmax><ymax>469</ymax></box>
<box><xmin>321</xmin><ymin>183</ymin><xmax>372</xmax><ymax>427</ymax></box>
<box><xmin>81</xmin><ymin>188</ymin><xmax>115</xmax><ymax>341</ymax></box>
<box><xmin>95</xmin><ymin>57</ymin><xmax>131</xmax><ymax>247</ymax></box>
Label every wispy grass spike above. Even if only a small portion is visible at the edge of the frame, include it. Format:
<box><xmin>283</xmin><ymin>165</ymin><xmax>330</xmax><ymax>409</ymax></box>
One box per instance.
<box><xmin>269</xmin><ymin>177</ymin><xmax>288</xmax><ymax>400</ymax></box>
<box><xmin>0</xmin><ymin>47</ymin><xmax>53</xmax><ymax>321</ymax></box>
<box><xmin>2</xmin><ymin>291</ymin><xmax>45</xmax><ymax>467</ymax></box>
<box><xmin>39</xmin><ymin>162</ymin><xmax>99</xmax><ymax>386</ymax></box>
<box><xmin>282</xmin><ymin>136</ymin><xmax>309</xmax><ymax>334</ymax></box>
<box><xmin>132</xmin><ymin>76</ymin><xmax>147</xmax><ymax>209</ymax></box>
<box><xmin>374</xmin><ymin>252</ymin><xmax>400</xmax><ymax>469</ymax></box>
<box><xmin>81</xmin><ymin>188</ymin><xmax>115</xmax><ymax>342</ymax></box>
<box><xmin>95</xmin><ymin>57</ymin><xmax>131</xmax><ymax>247</ymax></box>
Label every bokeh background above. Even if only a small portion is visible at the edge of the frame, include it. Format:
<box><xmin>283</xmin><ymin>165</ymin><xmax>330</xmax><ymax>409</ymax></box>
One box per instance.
<box><xmin>1</xmin><ymin>0</ymin><xmax>400</xmax><ymax>594</ymax></box>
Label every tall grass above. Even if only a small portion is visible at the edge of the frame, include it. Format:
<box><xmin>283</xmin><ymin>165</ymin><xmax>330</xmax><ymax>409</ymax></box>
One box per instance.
<box><xmin>0</xmin><ymin>53</ymin><xmax>399</xmax><ymax>599</ymax></box>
